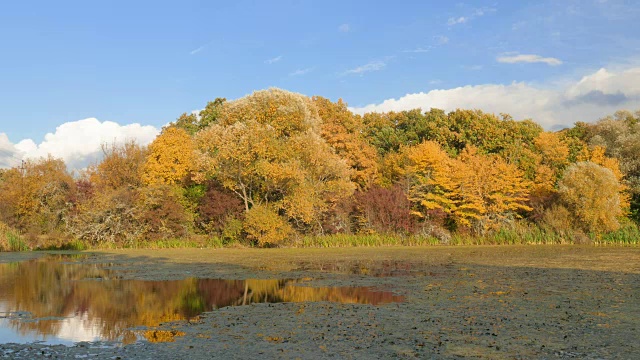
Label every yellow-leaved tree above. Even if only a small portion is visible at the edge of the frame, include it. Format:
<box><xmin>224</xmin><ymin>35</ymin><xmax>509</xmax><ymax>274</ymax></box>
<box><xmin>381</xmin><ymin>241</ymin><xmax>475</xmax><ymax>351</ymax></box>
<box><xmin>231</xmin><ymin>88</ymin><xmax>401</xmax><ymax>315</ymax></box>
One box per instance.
<box><xmin>533</xmin><ymin>132</ymin><xmax>570</xmax><ymax>172</ymax></box>
<box><xmin>580</xmin><ymin>145</ymin><xmax>630</xmax><ymax>209</ymax></box>
<box><xmin>450</xmin><ymin>147</ymin><xmax>532</xmax><ymax>233</ymax></box>
<box><xmin>88</xmin><ymin>141</ymin><xmax>147</xmax><ymax>191</ymax></box>
<box><xmin>0</xmin><ymin>156</ymin><xmax>74</xmax><ymax>236</ymax></box>
<box><xmin>141</xmin><ymin>126</ymin><xmax>195</xmax><ymax>186</ymax></box>
<box><xmin>404</xmin><ymin>141</ymin><xmax>456</xmax><ymax>218</ymax></box>
<box><xmin>558</xmin><ymin>161</ymin><xmax>625</xmax><ymax>233</ymax></box>
<box><xmin>312</xmin><ymin>96</ymin><xmax>379</xmax><ymax>189</ymax></box>
<box><xmin>195</xmin><ymin>89</ymin><xmax>354</xmax><ymax>241</ymax></box>
<box><xmin>531</xmin><ymin>131</ymin><xmax>571</xmax><ymax>197</ymax></box>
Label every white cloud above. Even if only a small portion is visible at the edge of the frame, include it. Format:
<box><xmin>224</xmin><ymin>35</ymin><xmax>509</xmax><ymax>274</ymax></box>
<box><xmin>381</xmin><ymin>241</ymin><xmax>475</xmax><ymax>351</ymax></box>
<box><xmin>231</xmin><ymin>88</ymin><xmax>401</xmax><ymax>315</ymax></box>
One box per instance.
<box><xmin>447</xmin><ymin>6</ymin><xmax>496</xmax><ymax>26</ymax></box>
<box><xmin>566</xmin><ymin>68</ymin><xmax>640</xmax><ymax>98</ymax></box>
<box><xmin>350</xmin><ymin>66</ymin><xmax>640</xmax><ymax>130</ymax></box>
<box><xmin>497</xmin><ymin>54</ymin><xmax>563</xmax><ymax>66</ymax></box>
<box><xmin>404</xmin><ymin>36</ymin><xmax>448</xmax><ymax>55</ymax></box>
<box><xmin>289</xmin><ymin>67</ymin><xmax>313</xmax><ymax>76</ymax></box>
<box><xmin>0</xmin><ymin>133</ymin><xmax>24</xmax><ymax>168</ymax></box>
<box><xmin>1</xmin><ymin>118</ymin><xmax>159</xmax><ymax>171</ymax></box>
<box><xmin>342</xmin><ymin>60</ymin><xmax>386</xmax><ymax>76</ymax></box>
<box><xmin>338</xmin><ymin>24</ymin><xmax>351</xmax><ymax>33</ymax></box>
<box><xmin>189</xmin><ymin>43</ymin><xmax>209</xmax><ymax>55</ymax></box>
<box><xmin>265</xmin><ymin>55</ymin><xmax>283</xmax><ymax>64</ymax></box>
<box><xmin>447</xmin><ymin>16</ymin><xmax>468</xmax><ymax>25</ymax></box>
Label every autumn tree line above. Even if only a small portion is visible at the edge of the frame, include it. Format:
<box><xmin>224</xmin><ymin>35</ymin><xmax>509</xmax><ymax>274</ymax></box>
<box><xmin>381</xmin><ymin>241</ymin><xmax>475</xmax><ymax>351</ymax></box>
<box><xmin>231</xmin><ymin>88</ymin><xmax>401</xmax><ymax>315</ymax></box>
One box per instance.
<box><xmin>1</xmin><ymin>89</ymin><xmax>639</xmax><ymax>250</ymax></box>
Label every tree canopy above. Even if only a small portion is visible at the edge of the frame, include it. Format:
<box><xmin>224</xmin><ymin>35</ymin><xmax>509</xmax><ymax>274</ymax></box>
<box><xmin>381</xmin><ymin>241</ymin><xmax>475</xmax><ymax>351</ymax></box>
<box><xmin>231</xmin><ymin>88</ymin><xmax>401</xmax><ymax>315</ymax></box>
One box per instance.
<box><xmin>1</xmin><ymin>89</ymin><xmax>637</xmax><ymax>248</ymax></box>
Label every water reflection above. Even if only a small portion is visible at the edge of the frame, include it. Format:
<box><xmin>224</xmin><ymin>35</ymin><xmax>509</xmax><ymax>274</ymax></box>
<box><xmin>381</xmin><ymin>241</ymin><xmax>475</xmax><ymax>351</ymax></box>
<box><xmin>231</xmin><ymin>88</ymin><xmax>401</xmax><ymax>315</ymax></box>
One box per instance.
<box><xmin>0</xmin><ymin>256</ymin><xmax>403</xmax><ymax>345</ymax></box>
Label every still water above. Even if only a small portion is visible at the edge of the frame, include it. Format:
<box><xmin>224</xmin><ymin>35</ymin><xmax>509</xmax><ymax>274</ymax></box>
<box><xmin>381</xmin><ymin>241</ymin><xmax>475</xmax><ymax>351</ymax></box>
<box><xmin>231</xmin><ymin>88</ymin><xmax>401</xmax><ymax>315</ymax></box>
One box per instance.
<box><xmin>0</xmin><ymin>256</ymin><xmax>403</xmax><ymax>345</ymax></box>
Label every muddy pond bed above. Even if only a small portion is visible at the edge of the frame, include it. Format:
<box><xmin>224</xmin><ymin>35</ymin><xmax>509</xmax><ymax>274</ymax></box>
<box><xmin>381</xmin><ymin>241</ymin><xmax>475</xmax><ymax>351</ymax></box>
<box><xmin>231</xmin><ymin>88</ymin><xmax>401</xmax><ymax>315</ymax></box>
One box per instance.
<box><xmin>0</xmin><ymin>246</ymin><xmax>638</xmax><ymax>359</ymax></box>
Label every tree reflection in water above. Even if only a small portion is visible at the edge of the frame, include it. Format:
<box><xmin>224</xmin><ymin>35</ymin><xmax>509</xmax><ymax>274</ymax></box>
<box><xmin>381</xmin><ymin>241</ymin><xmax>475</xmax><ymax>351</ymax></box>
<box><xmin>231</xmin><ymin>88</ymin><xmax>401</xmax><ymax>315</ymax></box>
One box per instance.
<box><xmin>0</xmin><ymin>256</ymin><xmax>403</xmax><ymax>344</ymax></box>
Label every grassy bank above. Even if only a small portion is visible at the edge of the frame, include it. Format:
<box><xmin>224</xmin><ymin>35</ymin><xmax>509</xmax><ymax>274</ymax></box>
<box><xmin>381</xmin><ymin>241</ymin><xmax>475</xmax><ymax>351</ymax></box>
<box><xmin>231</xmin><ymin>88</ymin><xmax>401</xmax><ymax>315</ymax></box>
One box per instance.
<box><xmin>0</xmin><ymin>222</ymin><xmax>29</xmax><ymax>252</ymax></box>
<box><xmin>1</xmin><ymin>222</ymin><xmax>638</xmax><ymax>252</ymax></box>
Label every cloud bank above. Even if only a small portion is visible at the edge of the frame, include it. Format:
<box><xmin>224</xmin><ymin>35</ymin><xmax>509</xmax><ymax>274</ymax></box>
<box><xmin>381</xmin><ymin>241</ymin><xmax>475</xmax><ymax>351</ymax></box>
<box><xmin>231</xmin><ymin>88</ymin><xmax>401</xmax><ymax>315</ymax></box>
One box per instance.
<box><xmin>0</xmin><ymin>118</ymin><xmax>159</xmax><ymax>171</ymax></box>
<box><xmin>350</xmin><ymin>67</ymin><xmax>640</xmax><ymax>130</ymax></box>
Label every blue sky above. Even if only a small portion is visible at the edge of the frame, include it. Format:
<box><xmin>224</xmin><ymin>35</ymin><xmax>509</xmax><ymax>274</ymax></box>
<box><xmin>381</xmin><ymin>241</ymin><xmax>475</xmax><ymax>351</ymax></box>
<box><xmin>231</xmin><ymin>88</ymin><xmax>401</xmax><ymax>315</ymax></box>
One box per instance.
<box><xmin>1</xmin><ymin>0</ymin><xmax>639</xmax><ymax>169</ymax></box>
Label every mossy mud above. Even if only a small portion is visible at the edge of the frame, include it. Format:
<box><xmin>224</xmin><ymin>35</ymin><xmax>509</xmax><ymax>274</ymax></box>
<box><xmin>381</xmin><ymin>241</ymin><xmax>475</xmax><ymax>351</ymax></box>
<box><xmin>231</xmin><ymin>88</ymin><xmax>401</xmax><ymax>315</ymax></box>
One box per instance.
<box><xmin>1</xmin><ymin>246</ymin><xmax>639</xmax><ymax>359</ymax></box>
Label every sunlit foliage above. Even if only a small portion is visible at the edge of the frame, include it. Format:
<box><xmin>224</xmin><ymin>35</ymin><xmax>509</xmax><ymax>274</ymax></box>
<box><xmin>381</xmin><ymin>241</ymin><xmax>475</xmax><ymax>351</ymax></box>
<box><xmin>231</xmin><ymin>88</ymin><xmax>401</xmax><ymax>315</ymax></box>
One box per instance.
<box><xmin>142</xmin><ymin>126</ymin><xmax>195</xmax><ymax>186</ymax></box>
<box><xmin>1</xmin><ymin>90</ymin><xmax>638</xmax><ymax>248</ymax></box>
<box><xmin>449</xmin><ymin>147</ymin><xmax>532</xmax><ymax>233</ymax></box>
<box><xmin>313</xmin><ymin>96</ymin><xmax>379</xmax><ymax>188</ymax></box>
<box><xmin>0</xmin><ymin>156</ymin><xmax>74</xmax><ymax>238</ymax></box>
<box><xmin>88</xmin><ymin>141</ymin><xmax>147</xmax><ymax>191</ymax></box>
<box><xmin>558</xmin><ymin>161</ymin><xmax>625</xmax><ymax>234</ymax></box>
<box><xmin>242</xmin><ymin>204</ymin><xmax>293</xmax><ymax>247</ymax></box>
<box><xmin>404</xmin><ymin>141</ymin><xmax>456</xmax><ymax>217</ymax></box>
<box><xmin>195</xmin><ymin>89</ymin><xmax>353</xmax><ymax>236</ymax></box>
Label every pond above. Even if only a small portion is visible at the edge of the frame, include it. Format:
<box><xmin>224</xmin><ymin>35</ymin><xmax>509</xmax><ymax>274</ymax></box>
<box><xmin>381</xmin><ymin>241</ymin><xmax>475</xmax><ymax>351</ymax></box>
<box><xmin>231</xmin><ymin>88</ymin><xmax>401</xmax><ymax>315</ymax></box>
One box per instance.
<box><xmin>0</xmin><ymin>255</ymin><xmax>403</xmax><ymax>345</ymax></box>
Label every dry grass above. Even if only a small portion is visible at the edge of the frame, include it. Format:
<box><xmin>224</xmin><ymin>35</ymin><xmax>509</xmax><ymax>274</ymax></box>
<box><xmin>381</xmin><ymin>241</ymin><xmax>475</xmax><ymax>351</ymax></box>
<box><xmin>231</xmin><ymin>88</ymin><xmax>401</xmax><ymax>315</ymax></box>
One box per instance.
<box><xmin>0</xmin><ymin>221</ymin><xmax>29</xmax><ymax>252</ymax></box>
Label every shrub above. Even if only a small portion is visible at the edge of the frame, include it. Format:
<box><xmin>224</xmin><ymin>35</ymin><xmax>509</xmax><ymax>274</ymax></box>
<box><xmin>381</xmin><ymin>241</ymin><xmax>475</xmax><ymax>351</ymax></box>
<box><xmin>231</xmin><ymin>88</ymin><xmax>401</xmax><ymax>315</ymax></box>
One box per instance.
<box><xmin>353</xmin><ymin>184</ymin><xmax>418</xmax><ymax>234</ymax></box>
<box><xmin>540</xmin><ymin>204</ymin><xmax>575</xmax><ymax>236</ymax></box>
<box><xmin>196</xmin><ymin>182</ymin><xmax>244</xmax><ymax>234</ymax></box>
<box><xmin>221</xmin><ymin>216</ymin><xmax>243</xmax><ymax>244</ymax></box>
<box><xmin>67</xmin><ymin>188</ymin><xmax>143</xmax><ymax>246</ymax></box>
<box><xmin>137</xmin><ymin>185</ymin><xmax>191</xmax><ymax>241</ymax></box>
<box><xmin>418</xmin><ymin>223</ymin><xmax>451</xmax><ymax>245</ymax></box>
<box><xmin>558</xmin><ymin>161</ymin><xmax>624</xmax><ymax>234</ymax></box>
<box><xmin>243</xmin><ymin>205</ymin><xmax>293</xmax><ymax>247</ymax></box>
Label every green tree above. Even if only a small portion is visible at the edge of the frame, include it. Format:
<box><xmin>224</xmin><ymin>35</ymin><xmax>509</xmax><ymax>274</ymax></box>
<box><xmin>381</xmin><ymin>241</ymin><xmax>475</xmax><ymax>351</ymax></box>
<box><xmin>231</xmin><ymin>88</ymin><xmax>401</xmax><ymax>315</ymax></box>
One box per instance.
<box><xmin>172</xmin><ymin>98</ymin><xmax>227</xmax><ymax>135</ymax></box>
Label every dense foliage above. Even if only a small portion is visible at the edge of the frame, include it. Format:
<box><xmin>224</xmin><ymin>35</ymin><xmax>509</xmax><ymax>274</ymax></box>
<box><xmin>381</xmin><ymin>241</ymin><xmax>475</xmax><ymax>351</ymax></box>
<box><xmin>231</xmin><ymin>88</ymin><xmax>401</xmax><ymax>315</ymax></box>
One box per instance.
<box><xmin>0</xmin><ymin>89</ymin><xmax>637</xmax><ymax>249</ymax></box>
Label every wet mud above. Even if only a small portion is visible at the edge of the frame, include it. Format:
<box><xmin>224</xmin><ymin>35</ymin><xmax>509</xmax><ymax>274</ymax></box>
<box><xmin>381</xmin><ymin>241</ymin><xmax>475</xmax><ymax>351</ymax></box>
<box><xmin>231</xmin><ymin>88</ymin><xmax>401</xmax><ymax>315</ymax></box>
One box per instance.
<box><xmin>0</xmin><ymin>246</ymin><xmax>638</xmax><ymax>359</ymax></box>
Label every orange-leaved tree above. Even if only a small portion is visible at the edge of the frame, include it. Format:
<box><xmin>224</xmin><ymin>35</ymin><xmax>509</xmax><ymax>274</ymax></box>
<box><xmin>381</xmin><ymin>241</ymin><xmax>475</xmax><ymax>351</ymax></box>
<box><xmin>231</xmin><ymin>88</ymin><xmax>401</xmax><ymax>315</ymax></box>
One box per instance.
<box><xmin>403</xmin><ymin>141</ymin><xmax>456</xmax><ymax>218</ymax></box>
<box><xmin>141</xmin><ymin>126</ymin><xmax>195</xmax><ymax>186</ymax></box>
<box><xmin>450</xmin><ymin>146</ymin><xmax>532</xmax><ymax>233</ymax></box>
<box><xmin>313</xmin><ymin>96</ymin><xmax>379</xmax><ymax>189</ymax></box>
<box><xmin>0</xmin><ymin>156</ymin><xmax>74</xmax><ymax>236</ymax></box>
<box><xmin>88</xmin><ymin>140</ymin><xmax>147</xmax><ymax>191</ymax></box>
